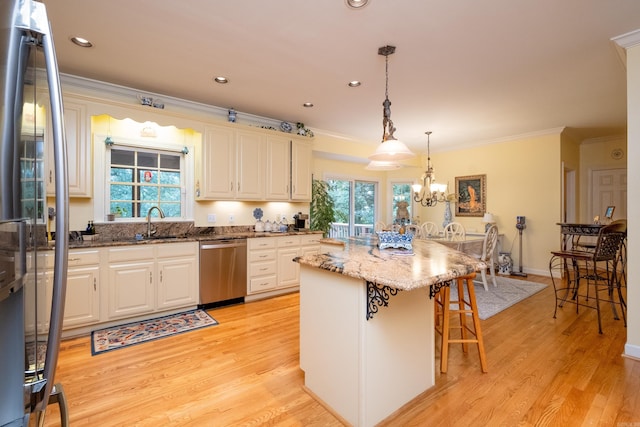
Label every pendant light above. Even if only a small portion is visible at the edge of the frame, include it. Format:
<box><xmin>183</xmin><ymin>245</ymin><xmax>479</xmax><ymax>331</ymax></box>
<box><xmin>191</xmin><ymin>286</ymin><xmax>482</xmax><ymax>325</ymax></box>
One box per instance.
<box><xmin>412</xmin><ymin>131</ymin><xmax>447</xmax><ymax>207</ymax></box>
<box><xmin>368</xmin><ymin>45</ymin><xmax>415</xmax><ymax>162</ymax></box>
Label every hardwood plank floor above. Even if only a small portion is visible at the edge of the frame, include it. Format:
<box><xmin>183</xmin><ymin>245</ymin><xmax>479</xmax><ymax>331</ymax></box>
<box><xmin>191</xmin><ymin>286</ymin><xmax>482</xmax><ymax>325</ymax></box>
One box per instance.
<box><xmin>42</xmin><ymin>275</ymin><xmax>640</xmax><ymax>426</ymax></box>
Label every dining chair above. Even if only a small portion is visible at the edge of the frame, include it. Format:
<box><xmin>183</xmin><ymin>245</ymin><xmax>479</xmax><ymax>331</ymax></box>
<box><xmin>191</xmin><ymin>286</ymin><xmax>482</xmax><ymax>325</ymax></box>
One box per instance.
<box><xmin>420</xmin><ymin>221</ymin><xmax>439</xmax><ymax>238</ymax></box>
<box><xmin>374</xmin><ymin>221</ymin><xmax>386</xmax><ymax>232</ymax></box>
<box><xmin>405</xmin><ymin>224</ymin><xmax>420</xmax><ymax>237</ymax></box>
<box><xmin>443</xmin><ymin>222</ymin><xmax>466</xmax><ymax>241</ymax></box>
<box><xmin>473</xmin><ymin>224</ymin><xmax>499</xmax><ymax>291</ymax></box>
<box><xmin>549</xmin><ymin>222</ymin><xmax>627</xmax><ymax>334</ymax></box>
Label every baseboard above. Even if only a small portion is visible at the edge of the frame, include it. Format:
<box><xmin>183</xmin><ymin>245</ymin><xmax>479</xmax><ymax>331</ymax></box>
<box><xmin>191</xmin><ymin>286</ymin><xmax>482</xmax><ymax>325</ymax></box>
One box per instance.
<box><xmin>624</xmin><ymin>343</ymin><xmax>640</xmax><ymax>360</ymax></box>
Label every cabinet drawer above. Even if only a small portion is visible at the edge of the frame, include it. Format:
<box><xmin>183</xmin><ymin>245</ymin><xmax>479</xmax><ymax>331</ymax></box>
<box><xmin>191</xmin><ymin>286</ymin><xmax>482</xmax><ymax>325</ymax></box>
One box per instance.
<box><xmin>249</xmin><ymin>275</ymin><xmax>277</xmax><ymax>293</ymax></box>
<box><xmin>108</xmin><ymin>246</ymin><xmax>153</xmax><ymax>262</ymax></box>
<box><xmin>248</xmin><ymin>238</ymin><xmax>276</xmax><ymax>250</ymax></box>
<box><xmin>249</xmin><ymin>250</ymin><xmax>276</xmax><ymax>263</ymax></box>
<box><xmin>67</xmin><ymin>249</ymin><xmax>100</xmax><ymax>267</ymax></box>
<box><xmin>300</xmin><ymin>234</ymin><xmax>322</xmax><ymax>246</ymax></box>
<box><xmin>156</xmin><ymin>241</ymin><xmax>197</xmax><ymax>258</ymax></box>
<box><xmin>249</xmin><ymin>261</ymin><xmax>276</xmax><ymax>277</ymax></box>
<box><xmin>277</xmin><ymin>235</ymin><xmax>301</xmax><ymax>248</ymax></box>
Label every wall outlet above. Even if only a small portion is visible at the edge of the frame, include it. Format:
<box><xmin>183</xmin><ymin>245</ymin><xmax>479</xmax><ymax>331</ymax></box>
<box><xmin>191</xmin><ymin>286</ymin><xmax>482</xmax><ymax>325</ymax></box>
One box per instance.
<box><xmin>228</xmin><ymin>214</ymin><xmax>235</xmax><ymax>223</ymax></box>
<box><xmin>207</xmin><ymin>213</ymin><xmax>216</xmax><ymax>223</ymax></box>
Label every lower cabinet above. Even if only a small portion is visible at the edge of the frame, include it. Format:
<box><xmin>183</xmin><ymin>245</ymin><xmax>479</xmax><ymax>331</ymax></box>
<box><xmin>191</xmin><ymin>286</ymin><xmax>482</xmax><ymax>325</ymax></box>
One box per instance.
<box><xmin>107</xmin><ymin>242</ymin><xmax>199</xmax><ymax>321</ymax></box>
<box><xmin>64</xmin><ymin>249</ymin><xmax>101</xmax><ymax>328</ymax></box>
<box><xmin>247</xmin><ymin>234</ymin><xmax>322</xmax><ymax>297</ymax></box>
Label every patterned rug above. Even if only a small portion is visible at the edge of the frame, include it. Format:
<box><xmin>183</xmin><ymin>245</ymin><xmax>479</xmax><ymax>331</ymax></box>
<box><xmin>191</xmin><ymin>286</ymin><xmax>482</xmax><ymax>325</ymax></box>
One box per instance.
<box><xmin>91</xmin><ymin>309</ymin><xmax>218</xmax><ymax>355</ymax></box>
<box><xmin>449</xmin><ymin>276</ymin><xmax>547</xmax><ymax>320</ymax></box>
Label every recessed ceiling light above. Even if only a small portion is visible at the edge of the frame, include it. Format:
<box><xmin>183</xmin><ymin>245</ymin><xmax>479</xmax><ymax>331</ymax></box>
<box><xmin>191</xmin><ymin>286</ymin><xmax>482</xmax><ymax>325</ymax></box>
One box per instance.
<box><xmin>70</xmin><ymin>36</ymin><xmax>92</xmax><ymax>47</ymax></box>
<box><xmin>345</xmin><ymin>0</ymin><xmax>369</xmax><ymax>9</ymax></box>
<box><xmin>348</xmin><ymin>81</ymin><xmax>361</xmax><ymax>87</ymax></box>
<box><xmin>303</xmin><ymin>102</ymin><xmax>314</xmax><ymax>108</ymax></box>
<box><xmin>213</xmin><ymin>76</ymin><xmax>229</xmax><ymax>84</ymax></box>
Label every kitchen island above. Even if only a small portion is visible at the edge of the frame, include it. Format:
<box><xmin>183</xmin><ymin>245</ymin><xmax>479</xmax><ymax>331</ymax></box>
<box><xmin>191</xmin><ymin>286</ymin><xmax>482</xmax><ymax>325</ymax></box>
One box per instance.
<box><xmin>295</xmin><ymin>236</ymin><xmax>485</xmax><ymax>426</ymax></box>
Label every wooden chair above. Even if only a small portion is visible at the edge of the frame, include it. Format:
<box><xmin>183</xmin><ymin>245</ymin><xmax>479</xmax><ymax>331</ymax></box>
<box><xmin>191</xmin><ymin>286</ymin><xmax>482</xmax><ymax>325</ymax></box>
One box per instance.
<box><xmin>420</xmin><ymin>221</ymin><xmax>439</xmax><ymax>238</ymax></box>
<box><xmin>474</xmin><ymin>224</ymin><xmax>499</xmax><ymax>291</ymax></box>
<box><xmin>374</xmin><ymin>221</ymin><xmax>386</xmax><ymax>232</ymax></box>
<box><xmin>434</xmin><ymin>273</ymin><xmax>488</xmax><ymax>373</ymax></box>
<box><xmin>443</xmin><ymin>222</ymin><xmax>466</xmax><ymax>241</ymax></box>
<box><xmin>549</xmin><ymin>222</ymin><xmax>627</xmax><ymax>334</ymax></box>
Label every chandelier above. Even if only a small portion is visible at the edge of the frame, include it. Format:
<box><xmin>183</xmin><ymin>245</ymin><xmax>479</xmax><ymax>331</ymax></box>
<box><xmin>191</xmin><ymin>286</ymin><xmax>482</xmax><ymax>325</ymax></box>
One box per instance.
<box><xmin>412</xmin><ymin>131</ymin><xmax>448</xmax><ymax>207</ymax></box>
<box><xmin>368</xmin><ymin>45</ymin><xmax>415</xmax><ymax>162</ymax></box>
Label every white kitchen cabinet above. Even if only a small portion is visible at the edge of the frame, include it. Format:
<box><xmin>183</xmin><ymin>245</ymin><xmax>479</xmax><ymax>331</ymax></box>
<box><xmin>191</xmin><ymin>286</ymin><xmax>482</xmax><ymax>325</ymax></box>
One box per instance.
<box><xmin>156</xmin><ymin>242</ymin><xmax>199</xmax><ymax>310</ymax></box>
<box><xmin>277</xmin><ymin>236</ymin><xmax>301</xmax><ymax>289</ymax></box>
<box><xmin>265</xmin><ymin>134</ymin><xmax>291</xmax><ymax>200</ymax></box>
<box><xmin>107</xmin><ymin>247</ymin><xmax>155</xmax><ymax>320</ymax></box>
<box><xmin>300</xmin><ymin>234</ymin><xmax>322</xmax><ymax>257</ymax></box>
<box><xmin>107</xmin><ymin>242</ymin><xmax>198</xmax><ymax>320</ymax></box>
<box><xmin>200</xmin><ymin>125</ymin><xmax>264</xmax><ymax>200</ymax></box>
<box><xmin>247</xmin><ymin>238</ymin><xmax>278</xmax><ymax>294</ymax></box>
<box><xmin>46</xmin><ymin>96</ymin><xmax>92</xmax><ymax>197</ymax></box>
<box><xmin>291</xmin><ymin>139</ymin><xmax>312</xmax><ymax>201</ymax></box>
<box><xmin>63</xmin><ymin>249</ymin><xmax>101</xmax><ymax>328</ymax></box>
<box><xmin>200</xmin><ymin>124</ymin><xmax>236</xmax><ymax>199</ymax></box>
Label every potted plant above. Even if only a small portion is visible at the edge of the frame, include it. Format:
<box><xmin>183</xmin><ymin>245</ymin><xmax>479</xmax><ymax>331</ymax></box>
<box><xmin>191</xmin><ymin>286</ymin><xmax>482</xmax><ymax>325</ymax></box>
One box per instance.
<box><xmin>310</xmin><ymin>179</ymin><xmax>335</xmax><ymax>238</ymax></box>
<box><xmin>107</xmin><ymin>206</ymin><xmax>127</xmax><ymax>221</ymax></box>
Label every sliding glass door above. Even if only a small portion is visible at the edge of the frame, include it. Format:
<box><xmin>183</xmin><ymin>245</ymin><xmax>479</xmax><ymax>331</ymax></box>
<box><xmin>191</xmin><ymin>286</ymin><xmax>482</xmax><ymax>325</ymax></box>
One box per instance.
<box><xmin>327</xmin><ymin>179</ymin><xmax>377</xmax><ymax>237</ymax></box>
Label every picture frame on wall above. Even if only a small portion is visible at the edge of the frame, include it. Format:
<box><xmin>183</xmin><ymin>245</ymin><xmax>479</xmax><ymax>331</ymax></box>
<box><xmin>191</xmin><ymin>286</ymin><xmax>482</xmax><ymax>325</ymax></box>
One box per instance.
<box><xmin>455</xmin><ymin>174</ymin><xmax>486</xmax><ymax>217</ymax></box>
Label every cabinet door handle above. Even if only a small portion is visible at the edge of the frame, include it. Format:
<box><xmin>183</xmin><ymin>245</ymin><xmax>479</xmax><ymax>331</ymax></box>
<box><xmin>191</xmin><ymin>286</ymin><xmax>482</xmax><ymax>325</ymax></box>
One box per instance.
<box><xmin>260</xmin><ymin>267</ymin><xmax>268</xmax><ymax>271</ymax></box>
<box><xmin>237</xmin><ymin>182</ymin><xmax>240</xmax><ymax>191</ymax></box>
<box><xmin>160</xmin><ymin>271</ymin><xmax>163</xmax><ymax>282</ymax></box>
<box><xmin>259</xmin><ymin>254</ymin><xmax>268</xmax><ymax>258</ymax></box>
<box><xmin>93</xmin><ymin>277</ymin><xmax>96</xmax><ymax>291</ymax></box>
<box><xmin>150</xmin><ymin>272</ymin><xmax>153</xmax><ymax>284</ymax></box>
<box><xmin>230</xmin><ymin>182</ymin><xmax>233</xmax><ymax>191</ymax></box>
<box><xmin>49</xmin><ymin>170</ymin><xmax>52</xmax><ymax>184</ymax></box>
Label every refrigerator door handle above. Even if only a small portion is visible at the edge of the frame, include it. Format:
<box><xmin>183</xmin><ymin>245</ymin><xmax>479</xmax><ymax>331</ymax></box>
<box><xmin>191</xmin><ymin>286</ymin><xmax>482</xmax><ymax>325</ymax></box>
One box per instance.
<box><xmin>19</xmin><ymin>0</ymin><xmax>70</xmax><ymax>414</ymax></box>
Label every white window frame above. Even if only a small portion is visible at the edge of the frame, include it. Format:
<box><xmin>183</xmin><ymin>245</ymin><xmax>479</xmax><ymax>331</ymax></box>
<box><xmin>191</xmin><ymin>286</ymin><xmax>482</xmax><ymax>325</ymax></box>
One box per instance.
<box><xmin>93</xmin><ymin>134</ymin><xmax>194</xmax><ymax>222</ymax></box>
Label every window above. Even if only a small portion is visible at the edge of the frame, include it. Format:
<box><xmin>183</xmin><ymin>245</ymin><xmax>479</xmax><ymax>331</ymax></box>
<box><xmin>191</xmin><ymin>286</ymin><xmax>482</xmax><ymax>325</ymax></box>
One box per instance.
<box><xmin>108</xmin><ymin>147</ymin><xmax>183</xmax><ymax>218</ymax></box>
<box><xmin>327</xmin><ymin>178</ymin><xmax>378</xmax><ymax>237</ymax></box>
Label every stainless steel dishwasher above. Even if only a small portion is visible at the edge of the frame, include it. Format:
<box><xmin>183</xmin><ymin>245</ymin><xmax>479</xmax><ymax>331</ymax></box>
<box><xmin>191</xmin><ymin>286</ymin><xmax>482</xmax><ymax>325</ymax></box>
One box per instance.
<box><xmin>199</xmin><ymin>239</ymin><xmax>247</xmax><ymax>308</ymax></box>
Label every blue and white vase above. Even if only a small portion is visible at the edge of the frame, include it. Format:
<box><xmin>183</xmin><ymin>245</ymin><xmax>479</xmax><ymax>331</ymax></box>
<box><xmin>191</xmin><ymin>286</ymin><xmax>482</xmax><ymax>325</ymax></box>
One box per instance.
<box><xmin>443</xmin><ymin>201</ymin><xmax>452</xmax><ymax>228</ymax></box>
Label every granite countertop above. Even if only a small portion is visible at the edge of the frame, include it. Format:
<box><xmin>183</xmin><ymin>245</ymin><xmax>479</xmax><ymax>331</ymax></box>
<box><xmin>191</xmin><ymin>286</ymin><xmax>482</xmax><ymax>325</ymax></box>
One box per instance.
<box><xmin>294</xmin><ymin>236</ymin><xmax>485</xmax><ymax>291</ymax></box>
<box><xmin>61</xmin><ymin>230</ymin><xmax>322</xmax><ymax>249</ymax></box>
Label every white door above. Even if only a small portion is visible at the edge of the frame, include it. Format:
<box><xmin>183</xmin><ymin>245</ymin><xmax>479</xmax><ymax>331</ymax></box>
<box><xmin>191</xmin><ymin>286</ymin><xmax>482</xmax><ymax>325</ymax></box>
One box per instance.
<box><xmin>591</xmin><ymin>168</ymin><xmax>627</xmax><ymax>221</ymax></box>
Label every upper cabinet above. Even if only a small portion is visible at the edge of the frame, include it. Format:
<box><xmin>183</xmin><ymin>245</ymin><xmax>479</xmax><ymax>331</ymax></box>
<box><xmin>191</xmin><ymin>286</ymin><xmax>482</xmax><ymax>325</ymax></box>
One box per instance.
<box><xmin>46</xmin><ymin>96</ymin><xmax>92</xmax><ymax>197</ymax></box>
<box><xmin>265</xmin><ymin>134</ymin><xmax>291</xmax><ymax>200</ymax></box>
<box><xmin>199</xmin><ymin>123</ymin><xmax>312</xmax><ymax>202</ymax></box>
<box><xmin>200</xmin><ymin>125</ymin><xmax>264</xmax><ymax>200</ymax></box>
<box><xmin>291</xmin><ymin>139</ymin><xmax>312</xmax><ymax>201</ymax></box>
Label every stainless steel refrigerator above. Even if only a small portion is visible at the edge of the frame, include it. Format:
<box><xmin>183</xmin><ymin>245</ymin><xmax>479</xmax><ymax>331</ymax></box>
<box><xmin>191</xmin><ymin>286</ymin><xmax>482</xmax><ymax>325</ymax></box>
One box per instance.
<box><xmin>1</xmin><ymin>0</ymin><xmax>69</xmax><ymax>425</ymax></box>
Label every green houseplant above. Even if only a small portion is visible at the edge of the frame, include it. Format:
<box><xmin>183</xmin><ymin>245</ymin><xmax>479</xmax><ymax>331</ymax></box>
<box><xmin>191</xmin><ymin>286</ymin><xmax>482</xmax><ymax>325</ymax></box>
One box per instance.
<box><xmin>310</xmin><ymin>179</ymin><xmax>335</xmax><ymax>238</ymax></box>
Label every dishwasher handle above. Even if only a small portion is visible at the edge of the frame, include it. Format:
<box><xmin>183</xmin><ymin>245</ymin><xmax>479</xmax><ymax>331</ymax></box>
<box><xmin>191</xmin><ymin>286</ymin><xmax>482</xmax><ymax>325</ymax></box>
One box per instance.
<box><xmin>200</xmin><ymin>240</ymin><xmax>247</xmax><ymax>250</ymax></box>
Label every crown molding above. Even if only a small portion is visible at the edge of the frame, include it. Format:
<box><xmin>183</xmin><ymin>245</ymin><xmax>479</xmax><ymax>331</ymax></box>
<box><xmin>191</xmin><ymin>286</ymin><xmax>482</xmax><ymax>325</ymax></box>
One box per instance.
<box><xmin>611</xmin><ymin>29</ymin><xmax>640</xmax><ymax>67</ymax></box>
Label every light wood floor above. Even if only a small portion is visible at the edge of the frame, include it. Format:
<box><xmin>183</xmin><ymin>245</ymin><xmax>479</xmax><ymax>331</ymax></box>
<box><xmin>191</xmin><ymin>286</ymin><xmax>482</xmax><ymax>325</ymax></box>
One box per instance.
<box><xmin>42</xmin><ymin>275</ymin><xmax>640</xmax><ymax>426</ymax></box>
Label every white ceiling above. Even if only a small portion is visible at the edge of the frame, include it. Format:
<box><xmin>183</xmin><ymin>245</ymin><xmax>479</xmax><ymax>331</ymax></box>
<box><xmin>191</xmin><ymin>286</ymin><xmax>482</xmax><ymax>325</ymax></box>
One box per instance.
<box><xmin>44</xmin><ymin>0</ymin><xmax>640</xmax><ymax>153</ymax></box>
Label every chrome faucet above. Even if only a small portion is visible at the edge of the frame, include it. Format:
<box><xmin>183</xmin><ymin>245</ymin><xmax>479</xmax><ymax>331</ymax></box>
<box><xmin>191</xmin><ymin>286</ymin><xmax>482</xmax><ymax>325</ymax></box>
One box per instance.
<box><xmin>146</xmin><ymin>206</ymin><xmax>166</xmax><ymax>237</ymax></box>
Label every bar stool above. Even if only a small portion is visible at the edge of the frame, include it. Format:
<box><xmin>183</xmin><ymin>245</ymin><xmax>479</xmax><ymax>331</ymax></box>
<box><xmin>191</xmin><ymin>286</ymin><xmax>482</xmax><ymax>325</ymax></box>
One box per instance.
<box><xmin>434</xmin><ymin>273</ymin><xmax>488</xmax><ymax>373</ymax></box>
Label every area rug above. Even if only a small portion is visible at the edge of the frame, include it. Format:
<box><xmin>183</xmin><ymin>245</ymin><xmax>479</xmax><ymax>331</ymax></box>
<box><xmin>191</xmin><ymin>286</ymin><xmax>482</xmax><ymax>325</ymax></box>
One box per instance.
<box><xmin>91</xmin><ymin>309</ymin><xmax>218</xmax><ymax>355</ymax></box>
<box><xmin>449</xmin><ymin>276</ymin><xmax>547</xmax><ymax>320</ymax></box>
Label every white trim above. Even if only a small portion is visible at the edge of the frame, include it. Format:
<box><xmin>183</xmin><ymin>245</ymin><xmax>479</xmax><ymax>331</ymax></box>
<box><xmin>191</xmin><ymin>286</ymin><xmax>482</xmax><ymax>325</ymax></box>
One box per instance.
<box><xmin>624</xmin><ymin>343</ymin><xmax>640</xmax><ymax>360</ymax></box>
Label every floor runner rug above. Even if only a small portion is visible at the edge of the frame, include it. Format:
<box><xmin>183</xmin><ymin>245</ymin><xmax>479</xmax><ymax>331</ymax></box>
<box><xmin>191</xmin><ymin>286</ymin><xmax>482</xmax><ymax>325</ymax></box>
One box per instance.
<box><xmin>91</xmin><ymin>309</ymin><xmax>218</xmax><ymax>355</ymax></box>
<box><xmin>449</xmin><ymin>276</ymin><xmax>547</xmax><ymax>320</ymax></box>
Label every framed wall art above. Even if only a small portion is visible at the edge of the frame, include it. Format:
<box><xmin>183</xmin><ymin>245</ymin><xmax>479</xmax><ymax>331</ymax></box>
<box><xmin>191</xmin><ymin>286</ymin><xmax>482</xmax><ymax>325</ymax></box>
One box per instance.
<box><xmin>455</xmin><ymin>174</ymin><xmax>486</xmax><ymax>217</ymax></box>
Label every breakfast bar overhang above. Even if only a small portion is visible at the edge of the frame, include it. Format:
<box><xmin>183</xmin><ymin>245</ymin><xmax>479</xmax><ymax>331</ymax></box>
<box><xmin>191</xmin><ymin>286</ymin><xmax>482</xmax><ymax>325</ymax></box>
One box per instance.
<box><xmin>295</xmin><ymin>237</ymin><xmax>485</xmax><ymax>427</ymax></box>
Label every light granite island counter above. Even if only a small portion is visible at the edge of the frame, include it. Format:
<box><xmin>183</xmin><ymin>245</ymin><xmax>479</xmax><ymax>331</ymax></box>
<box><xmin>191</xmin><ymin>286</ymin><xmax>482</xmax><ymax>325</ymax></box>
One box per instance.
<box><xmin>294</xmin><ymin>236</ymin><xmax>485</xmax><ymax>427</ymax></box>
